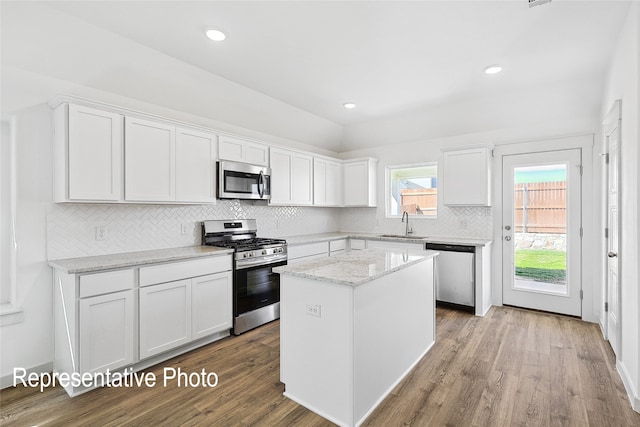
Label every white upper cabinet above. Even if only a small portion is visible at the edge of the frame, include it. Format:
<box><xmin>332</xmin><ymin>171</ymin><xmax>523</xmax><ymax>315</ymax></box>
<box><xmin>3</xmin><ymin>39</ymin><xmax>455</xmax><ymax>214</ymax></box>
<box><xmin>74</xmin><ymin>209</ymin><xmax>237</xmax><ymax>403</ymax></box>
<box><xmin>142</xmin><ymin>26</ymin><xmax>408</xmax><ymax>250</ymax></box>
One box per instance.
<box><xmin>54</xmin><ymin>103</ymin><xmax>123</xmax><ymax>202</ymax></box>
<box><xmin>443</xmin><ymin>147</ymin><xmax>492</xmax><ymax>206</ymax></box>
<box><xmin>270</xmin><ymin>147</ymin><xmax>313</xmax><ymax>206</ymax></box>
<box><xmin>125</xmin><ymin>117</ymin><xmax>176</xmax><ymax>202</ymax></box>
<box><xmin>175</xmin><ymin>128</ymin><xmax>216</xmax><ymax>203</ymax></box>
<box><xmin>343</xmin><ymin>158</ymin><xmax>378</xmax><ymax>207</ymax></box>
<box><xmin>218</xmin><ymin>135</ymin><xmax>269</xmax><ymax>166</ymax></box>
<box><xmin>313</xmin><ymin>157</ymin><xmax>343</xmax><ymax>206</ymax></box>
<box><xmin>124</xmin><ymin>118</ymin><xmax>217</xmax><ymax>203</ymax></box>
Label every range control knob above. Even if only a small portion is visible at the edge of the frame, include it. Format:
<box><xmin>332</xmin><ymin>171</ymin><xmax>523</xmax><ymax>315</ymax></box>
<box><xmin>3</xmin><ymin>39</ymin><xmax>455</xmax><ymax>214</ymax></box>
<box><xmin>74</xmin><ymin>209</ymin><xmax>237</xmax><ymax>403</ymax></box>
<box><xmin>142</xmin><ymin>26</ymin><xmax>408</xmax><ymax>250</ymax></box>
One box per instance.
<box><xmin>262</xmin><ymin>250</ymin><xmax>267</xmax><ymax>255</ymax></box>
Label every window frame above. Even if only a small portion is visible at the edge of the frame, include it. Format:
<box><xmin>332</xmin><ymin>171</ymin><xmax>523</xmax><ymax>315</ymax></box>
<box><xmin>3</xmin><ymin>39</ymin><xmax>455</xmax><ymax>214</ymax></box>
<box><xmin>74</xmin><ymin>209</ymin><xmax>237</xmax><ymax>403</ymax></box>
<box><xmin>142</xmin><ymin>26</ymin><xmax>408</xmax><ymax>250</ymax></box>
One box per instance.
<box><xmin>1</xmin><ymin>114</ymin><xmax>21</xmax><ymax>325</ymax></box>
<box><xmin>385</xmin><ymin>161</ymin><xmax>438</xmax><ymax>219</ymax></box>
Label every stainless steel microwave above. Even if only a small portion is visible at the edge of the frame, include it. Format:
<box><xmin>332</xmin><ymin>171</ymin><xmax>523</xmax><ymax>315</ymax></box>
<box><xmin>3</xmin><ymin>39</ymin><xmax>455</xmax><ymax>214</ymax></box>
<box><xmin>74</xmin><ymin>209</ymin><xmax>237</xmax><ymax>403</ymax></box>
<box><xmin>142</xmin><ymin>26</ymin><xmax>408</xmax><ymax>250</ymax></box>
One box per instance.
<box><xmin>217</xmin><ymin>161</ymin><xmax>271</xmax><ymax>200</ymax></box>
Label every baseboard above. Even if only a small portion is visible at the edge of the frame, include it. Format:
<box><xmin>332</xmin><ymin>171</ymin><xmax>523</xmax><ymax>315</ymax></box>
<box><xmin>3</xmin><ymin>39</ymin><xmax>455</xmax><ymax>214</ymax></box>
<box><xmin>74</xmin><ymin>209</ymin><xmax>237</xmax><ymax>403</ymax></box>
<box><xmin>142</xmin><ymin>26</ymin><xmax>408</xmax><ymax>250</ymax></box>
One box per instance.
<box><xmin>1</xmin><ymin>362</ymin><xmax>53</xmax><ymax>390</ymax></box>
<box><xmin>598</xmin><ymin>316</ymin><xmax>606</xmax><ymax>339</ymax></box>
<box><xmin>616</xmin><ymin>359</ymin><xmax>640</xmax><ymax>413</ymax></box>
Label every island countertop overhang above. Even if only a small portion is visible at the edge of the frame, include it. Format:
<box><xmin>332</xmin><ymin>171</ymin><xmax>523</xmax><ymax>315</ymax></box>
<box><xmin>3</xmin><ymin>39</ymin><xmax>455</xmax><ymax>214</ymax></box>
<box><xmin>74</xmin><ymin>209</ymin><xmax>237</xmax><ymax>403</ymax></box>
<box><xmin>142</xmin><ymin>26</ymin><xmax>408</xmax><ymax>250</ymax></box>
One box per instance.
<box><xmin>274</xmin><ymin>248</ymin><xmax>439</xmax><ymax>287</ymax></box>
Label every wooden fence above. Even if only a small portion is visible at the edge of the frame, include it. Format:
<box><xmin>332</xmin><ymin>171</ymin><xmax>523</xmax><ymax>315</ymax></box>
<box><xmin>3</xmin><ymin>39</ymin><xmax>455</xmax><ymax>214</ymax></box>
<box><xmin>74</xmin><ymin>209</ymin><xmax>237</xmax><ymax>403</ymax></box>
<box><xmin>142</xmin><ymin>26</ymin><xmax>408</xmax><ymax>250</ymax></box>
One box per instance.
<box><xmin>400</xmin><ymin>188</ymin><xmax>437</xmax><ymax>216</ymax></box>
<box><xmin>514</xmin><ymin>181</ymin><xmax>566</xmax><ymax>233</ymax></box>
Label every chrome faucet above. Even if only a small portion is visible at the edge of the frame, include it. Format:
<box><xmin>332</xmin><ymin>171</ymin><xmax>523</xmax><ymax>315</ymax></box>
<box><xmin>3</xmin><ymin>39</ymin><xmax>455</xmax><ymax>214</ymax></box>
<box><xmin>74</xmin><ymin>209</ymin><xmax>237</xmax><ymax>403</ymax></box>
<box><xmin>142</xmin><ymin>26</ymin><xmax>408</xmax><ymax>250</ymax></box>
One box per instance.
<box><xmin>401</xmin><ymin>211</ymin><xmax>413</xmax><ymax>236</ymax></box>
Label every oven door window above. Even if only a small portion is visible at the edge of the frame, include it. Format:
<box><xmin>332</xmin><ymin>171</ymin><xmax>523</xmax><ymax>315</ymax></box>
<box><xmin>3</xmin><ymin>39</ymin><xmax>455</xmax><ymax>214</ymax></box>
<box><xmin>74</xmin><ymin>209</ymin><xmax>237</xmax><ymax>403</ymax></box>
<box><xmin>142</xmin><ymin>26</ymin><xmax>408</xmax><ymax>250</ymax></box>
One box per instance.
<box><xmin>224</xmin><ymin>171</ymin><xmax>259</xmax><ymax>194</ymax></box>
<box><xmin>235</xmin><ymin>261</ymin><xmax>285</xmax><ymax>315</ymax></box>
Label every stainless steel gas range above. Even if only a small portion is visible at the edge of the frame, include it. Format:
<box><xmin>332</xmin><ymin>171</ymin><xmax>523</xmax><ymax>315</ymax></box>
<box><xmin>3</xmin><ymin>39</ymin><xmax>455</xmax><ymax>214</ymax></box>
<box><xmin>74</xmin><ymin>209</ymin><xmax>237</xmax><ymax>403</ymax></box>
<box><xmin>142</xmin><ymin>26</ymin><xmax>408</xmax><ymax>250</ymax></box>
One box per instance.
<box><xmin>202</xmin><ymin>219</ymin><xmax>287</xmax><ymax>335</ymax></box>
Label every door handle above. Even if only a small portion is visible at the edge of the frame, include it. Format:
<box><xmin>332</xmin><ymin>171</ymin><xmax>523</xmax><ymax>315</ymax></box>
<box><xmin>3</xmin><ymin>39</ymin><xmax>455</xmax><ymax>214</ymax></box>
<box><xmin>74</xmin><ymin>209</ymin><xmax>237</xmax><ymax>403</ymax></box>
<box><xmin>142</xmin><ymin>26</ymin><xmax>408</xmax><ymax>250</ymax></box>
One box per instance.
<box><xmin>258</xmin><ymin>171</ymin><xmax>265</xmax><ymax>198</ymax></box>
<box><xmin>607</xmin><ymin>251</ymin><xmax>617</xmax><ymax>258</ymax></box>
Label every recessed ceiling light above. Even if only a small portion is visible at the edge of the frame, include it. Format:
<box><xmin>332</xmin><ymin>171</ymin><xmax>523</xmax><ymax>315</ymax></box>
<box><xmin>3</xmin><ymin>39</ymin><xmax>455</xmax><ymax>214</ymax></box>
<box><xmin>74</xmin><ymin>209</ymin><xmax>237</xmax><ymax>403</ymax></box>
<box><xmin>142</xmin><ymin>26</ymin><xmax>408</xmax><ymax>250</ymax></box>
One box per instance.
<box><xmin>343</xmin><ymin>102</ymin><xmax>356</xmax><ymax>109</ymax></box>
<box><xmin>204</xmin><ymin>28</ymin><xmax>226</xmax><ymax>42</ymax></box>
<box><xmin>484</xmin><ymin>65</ymin><xmax>503</xmax><ymax>75</ymax></box>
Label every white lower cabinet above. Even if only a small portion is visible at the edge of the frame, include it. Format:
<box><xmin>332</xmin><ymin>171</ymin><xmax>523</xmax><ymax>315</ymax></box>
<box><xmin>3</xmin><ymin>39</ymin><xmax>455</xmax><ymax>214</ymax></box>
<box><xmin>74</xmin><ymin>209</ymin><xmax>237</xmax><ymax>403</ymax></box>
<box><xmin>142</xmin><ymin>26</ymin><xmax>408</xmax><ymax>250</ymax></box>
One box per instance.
<box><xmin>79</xmin><ymin>289</ymin><xmax>134</xmax><ymax>375</ymax></box>
<box><xmin>53</xmin><ymin>253</ymin><xmax>232</xmax><ymax>397</ymax></box>
<box><xmin>139</xmin><ymin>279</ymin><xmax>192</xmax><ymax>359</ymax></box>
<box><xmin>192</xmin><ymin>272</ymin><xmax>233</xmax><ymax>339</ymax></box>
<box><xmin>139</xmin><ymin>271</ymin><xmax>232</xmax><ymax>359</ymax></box>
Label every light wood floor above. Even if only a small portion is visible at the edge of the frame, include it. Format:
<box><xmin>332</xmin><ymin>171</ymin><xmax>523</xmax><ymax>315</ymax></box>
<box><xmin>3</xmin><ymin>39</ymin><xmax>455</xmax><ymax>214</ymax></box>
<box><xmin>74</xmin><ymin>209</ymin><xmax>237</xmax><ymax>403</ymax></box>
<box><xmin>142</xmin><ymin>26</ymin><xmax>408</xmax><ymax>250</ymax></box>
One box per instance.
<box><xmin>2</xmin><ymin>306</ymin><xmax>639</xmax><ymax>426</ymax></box>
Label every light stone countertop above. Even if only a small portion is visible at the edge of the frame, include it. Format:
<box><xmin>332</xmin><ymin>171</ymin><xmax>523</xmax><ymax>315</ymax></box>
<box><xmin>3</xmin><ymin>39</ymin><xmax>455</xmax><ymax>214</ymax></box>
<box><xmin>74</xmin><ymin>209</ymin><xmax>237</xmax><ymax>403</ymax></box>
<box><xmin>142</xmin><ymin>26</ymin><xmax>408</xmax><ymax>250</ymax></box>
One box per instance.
<box><xmin>283</xmin><ymin>231</ymin><xmax>492</xmax><ymax>247</ymax></box>
<box><xmin>48</xmin><ymin>245</ymin><xmax>234</xmax><ymax>274</ymax></box>
<box><xmin>274</xmin><ymin>248</ymin><xmax>439</xmax><ymax>287</ymax></box>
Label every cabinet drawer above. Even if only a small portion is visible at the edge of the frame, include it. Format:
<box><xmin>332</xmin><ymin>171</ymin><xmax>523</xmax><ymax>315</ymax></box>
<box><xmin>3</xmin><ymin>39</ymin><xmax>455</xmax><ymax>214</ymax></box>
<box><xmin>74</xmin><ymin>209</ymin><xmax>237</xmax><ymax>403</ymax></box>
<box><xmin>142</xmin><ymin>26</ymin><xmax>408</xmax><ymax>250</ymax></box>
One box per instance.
<box><xmin>349</xmin><ymin>239</ymin><xmax>367</xmax><ymax>250</ymax></box>
<box><xmin>80</xmin><ymin>269</ymin><xmax>135</xmax><ymax>298</ymax></box>
<box><xmin>329</xmin><ymin>239</ymin><xmax>346</xmax><ymax>252</ymax></box>
<box><xmin>139</xmin><ymin>256</ymin><xmax>232</xmax><ymax>287</ymax></box>
<box><xmin>288</xmin><ymin>242</ymin><xmax>328</xmax><ymax>260</ymax></box>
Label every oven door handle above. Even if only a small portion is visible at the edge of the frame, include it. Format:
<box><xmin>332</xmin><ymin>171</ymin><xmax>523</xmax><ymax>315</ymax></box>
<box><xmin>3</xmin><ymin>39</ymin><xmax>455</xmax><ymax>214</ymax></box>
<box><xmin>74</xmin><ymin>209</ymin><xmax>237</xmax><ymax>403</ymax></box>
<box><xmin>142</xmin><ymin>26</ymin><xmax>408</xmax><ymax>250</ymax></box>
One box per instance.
<box><xmin>236</xmin><ymin>256</ymin><xmax>287</xmax><ymax>270</ymax></box>
<box><xmin>258</xmin><ymin>171</ymin><xmax>265</xmax><ymax>198</ymax></box>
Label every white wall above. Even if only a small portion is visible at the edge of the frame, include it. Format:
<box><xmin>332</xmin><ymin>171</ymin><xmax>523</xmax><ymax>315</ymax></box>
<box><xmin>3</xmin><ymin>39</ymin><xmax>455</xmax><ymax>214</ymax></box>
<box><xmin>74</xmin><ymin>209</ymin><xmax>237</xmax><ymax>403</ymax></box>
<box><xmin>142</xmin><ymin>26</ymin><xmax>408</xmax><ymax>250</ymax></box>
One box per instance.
<box><xmin>600</xmin><ymin>2</ymin><xmax>640</xmax><ymax>411</ymax></box>
<box><xmin>0</xmin><ymin>105</ymin><xmax>54</xmax><ymax>385</ymax></box>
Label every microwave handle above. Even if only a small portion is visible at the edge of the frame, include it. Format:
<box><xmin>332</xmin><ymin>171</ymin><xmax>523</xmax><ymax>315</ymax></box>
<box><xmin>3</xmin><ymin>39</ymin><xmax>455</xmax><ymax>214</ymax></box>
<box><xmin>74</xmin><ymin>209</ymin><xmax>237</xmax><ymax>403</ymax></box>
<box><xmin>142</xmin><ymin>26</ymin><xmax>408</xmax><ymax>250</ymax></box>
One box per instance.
<box><xmin>258</xmin><ymin>171</ymin><xmax>265</xmax><ymax>198</ymax></box>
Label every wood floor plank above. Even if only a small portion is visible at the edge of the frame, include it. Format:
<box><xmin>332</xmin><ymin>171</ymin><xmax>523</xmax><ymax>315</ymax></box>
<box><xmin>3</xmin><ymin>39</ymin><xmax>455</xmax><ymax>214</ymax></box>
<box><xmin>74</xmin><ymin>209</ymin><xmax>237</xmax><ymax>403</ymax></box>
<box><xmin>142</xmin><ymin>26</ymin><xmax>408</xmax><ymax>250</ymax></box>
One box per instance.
<box><xmin>2</xmin><ymin>307</ymin><xmax>640</xmax><ymax>427</ymax></box>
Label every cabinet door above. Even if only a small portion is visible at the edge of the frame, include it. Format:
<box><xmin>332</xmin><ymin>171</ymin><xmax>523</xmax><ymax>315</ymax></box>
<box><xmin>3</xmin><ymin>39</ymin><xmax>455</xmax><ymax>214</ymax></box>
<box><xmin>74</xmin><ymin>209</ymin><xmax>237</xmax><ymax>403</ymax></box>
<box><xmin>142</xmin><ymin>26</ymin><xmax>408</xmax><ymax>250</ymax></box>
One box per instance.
<box><xmin>192</xmin><ymin>272</ymin><xmax>232</xmax><ymax>339</ymax></box>
<box><xmin>314</xmin><ymin>158</ymin><xmax>342</xmax><ymax>206</ymax></box>
<box><xmin>269</xmin><ymin>148</ymin><xmax>292</xmax><ymax>204</ymax></box>
<box><xmin>218</xmin><ymin>136</ymin><xmax>268</xmax><ymax>166</ymax></box>
<box><xmin>344</xmin><ymin>161</ymin><xmax>368</xmax><ymax>206</ymax></box>
<box><xmin>67</xmin><ymin>104</ymin><xmax>123</xmax><ymax>201</ymax></box>
<box><xmin>326</xmin><ymin>160</ymin><xmax>343</xmax><ymax>206</ymax></box>
<box><xmin>218</xmin><ymin>136</ymin><xmax>245</xmax><ymax>163</ymax></box>
<box><xmin>313</xmin><ymin>158</ymin><xmax>327</xmax><ymax>205</ymax></box>
<box><xmin>344</xmin><ymin>159</ymin><xmax>377</xmax><ymax>207</ymax></box>
<box><xmin>244</xmin><ymin>141</ymin><xmax>269</xmax><ymax>166</ymax></box>
<box><xmin>125</xmin><ymin>117</ymin><xmax>176</xmax><ymax>202</ymax></box>
<box><xmin>291</xmin><ymin>152</ymin><xmax>313</xmax><ymax>205</ymax></box>
<box><xmin>443</xmin><ymin>147</ymin><xmax>491</xmax><ymax>206</ymax></box>
<box><xmin>79</xmin><ymin>290</ymin><xmax>134</xmax><ymax>374</ymax></box>
<box><xmin>175</xmin><ymin>128</ymin><xmax>216</xmax><ymax>203</ymax></box>
<box><xmin>139</xmin><ymin>279</ymin><xmax>191</xmax><ymax>359</ymax></box>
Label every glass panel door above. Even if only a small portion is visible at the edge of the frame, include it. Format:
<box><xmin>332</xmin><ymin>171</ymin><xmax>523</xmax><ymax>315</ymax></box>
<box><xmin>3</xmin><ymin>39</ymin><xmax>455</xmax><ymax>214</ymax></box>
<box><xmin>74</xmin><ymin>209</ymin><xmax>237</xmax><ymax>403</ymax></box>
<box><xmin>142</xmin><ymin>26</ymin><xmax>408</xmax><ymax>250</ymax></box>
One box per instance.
<box><xmin>502</xmin><ymin>149</ymin><xmax>581</xmax><ymax>316</ymax></box>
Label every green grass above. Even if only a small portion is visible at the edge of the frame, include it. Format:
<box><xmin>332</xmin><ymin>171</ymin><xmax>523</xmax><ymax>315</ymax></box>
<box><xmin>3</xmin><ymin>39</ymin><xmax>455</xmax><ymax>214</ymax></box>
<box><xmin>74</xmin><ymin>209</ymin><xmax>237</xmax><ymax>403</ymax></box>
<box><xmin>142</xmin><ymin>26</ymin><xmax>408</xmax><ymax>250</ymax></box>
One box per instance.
<box><xmin>515</xmin><ymin>249</ymin><xmax>566</xmax><ymax>283</ymax></box>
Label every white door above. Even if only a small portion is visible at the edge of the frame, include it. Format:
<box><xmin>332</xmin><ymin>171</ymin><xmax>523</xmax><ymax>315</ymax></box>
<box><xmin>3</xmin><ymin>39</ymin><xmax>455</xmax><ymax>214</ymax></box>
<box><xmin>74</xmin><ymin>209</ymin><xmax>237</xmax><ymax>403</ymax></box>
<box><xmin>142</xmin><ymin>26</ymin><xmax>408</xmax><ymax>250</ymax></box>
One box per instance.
<box><xmin>68</xmin><ymin>104</ymin><xmax>122</xmax><ymax>201</ymax></box>
<box><xmin>175</xmin><ymin>128</ymin><xmax>216</xmax><ymax>203</ymax></box>
<box><xmin>269</xmin><ymin>147</ymin><xmax>292</xmax><ymax>204</ymax></box>
<box><xmin>139</xmin><ymin>279</ymin><xmax>191</xmax><ymax>359</ymax></box>
<box><xmin>191</xmin><ymin>272</ymin><xmax>232</xmax><ymax>339</ymax></box>
<box><xmin>79</xmin><ymin>290</ymin><xmax>134</xmax><ymax>374</ymax></box>
<box><xmin>291</xmin><ymin>152</ymin><xmax>313</xmax><ymax>205</ymax></box>
<box><xmin>604</xmin><ymin>101</ymin><xmax>621</xmax><ymax>356</ymax></box>
<box><xmin>124</xmin><ymin>117</ymin><xmax>175</xmax><ymax>202</ymax></box>
<box><xmin>502</xmin><ymin>149</ymin><xmax>582</xmax><ymax>316</ymax></box>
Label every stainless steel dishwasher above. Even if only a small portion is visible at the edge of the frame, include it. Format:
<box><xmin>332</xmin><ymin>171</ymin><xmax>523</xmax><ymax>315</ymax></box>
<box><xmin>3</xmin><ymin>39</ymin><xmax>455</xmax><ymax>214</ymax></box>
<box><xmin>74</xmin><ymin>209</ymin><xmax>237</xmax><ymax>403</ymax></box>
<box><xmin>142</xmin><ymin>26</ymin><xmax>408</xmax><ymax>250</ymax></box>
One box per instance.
<box><xmin>425</xmin><ymin>243</ymin><xmax>475</xmax><ymax>312</ymax></box>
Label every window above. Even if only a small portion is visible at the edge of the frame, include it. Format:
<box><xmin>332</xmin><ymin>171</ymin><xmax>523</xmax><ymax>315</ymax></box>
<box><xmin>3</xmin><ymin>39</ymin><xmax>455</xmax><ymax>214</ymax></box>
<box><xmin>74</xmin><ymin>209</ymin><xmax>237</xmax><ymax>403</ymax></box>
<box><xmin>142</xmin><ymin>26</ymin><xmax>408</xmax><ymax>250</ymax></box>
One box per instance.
<box><xmin>1</xmin><ymin>115</ymin><xmax>21</xmax><ymax>325</ymax></box>
<box><xmin>386</xmin><ymin>163</ymin><xmax>438</xmax><ymax>218</ymax></box>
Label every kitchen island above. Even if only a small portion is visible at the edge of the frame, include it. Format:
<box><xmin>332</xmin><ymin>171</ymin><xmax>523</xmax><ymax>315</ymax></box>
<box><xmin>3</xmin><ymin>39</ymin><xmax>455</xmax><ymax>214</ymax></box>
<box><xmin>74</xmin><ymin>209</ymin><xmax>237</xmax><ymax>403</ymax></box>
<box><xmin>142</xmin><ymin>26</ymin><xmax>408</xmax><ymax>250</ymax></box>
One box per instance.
<box><xmin>274</xmin><ymin>248</ymin><xmax>438</xmax><ymax>427</ymax></box>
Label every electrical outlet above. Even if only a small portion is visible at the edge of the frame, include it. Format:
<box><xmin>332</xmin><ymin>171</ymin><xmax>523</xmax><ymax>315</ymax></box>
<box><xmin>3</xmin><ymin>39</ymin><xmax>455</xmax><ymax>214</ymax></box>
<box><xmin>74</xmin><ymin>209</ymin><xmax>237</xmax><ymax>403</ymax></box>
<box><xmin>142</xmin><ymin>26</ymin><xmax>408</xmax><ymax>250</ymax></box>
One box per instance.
<box><xmin>459</xmin><ymin>219</ymin><xmax>468</xmax><ymax>229</ymax></box>
<box><xmin>306</xmin><ymin>304</ymin><xmax>321</xmax><ymax>318</ymax></box>
<box><xmin>180</xmin><ymin>223</ymin><xmax>189</xmax><ymax>235</ymax></box>
<box><xmin>95</xmin><ymin>226</ymin><xmax>108</xmax><ymax>241</ymax></box>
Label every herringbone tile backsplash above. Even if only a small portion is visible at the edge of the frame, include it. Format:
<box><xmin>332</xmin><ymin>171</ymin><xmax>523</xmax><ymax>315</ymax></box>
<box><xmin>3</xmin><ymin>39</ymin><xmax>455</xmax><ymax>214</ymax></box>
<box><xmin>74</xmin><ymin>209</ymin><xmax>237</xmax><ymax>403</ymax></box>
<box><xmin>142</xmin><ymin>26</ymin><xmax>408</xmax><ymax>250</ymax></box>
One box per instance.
<box><xmin>47</xmin><ymin>202</ymin><xmax>492</xmax><ymax>260</ymax></box>
<box><xmin>47</xmin><ymin>201</ymin><xmax>340</xmax><ymax>259</ymax></box>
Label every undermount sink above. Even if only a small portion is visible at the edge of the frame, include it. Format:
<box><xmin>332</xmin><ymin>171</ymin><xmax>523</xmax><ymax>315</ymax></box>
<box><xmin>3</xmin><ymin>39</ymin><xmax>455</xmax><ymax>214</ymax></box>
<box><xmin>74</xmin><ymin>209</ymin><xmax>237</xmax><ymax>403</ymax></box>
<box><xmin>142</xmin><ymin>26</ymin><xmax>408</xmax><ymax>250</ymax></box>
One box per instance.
<box><xmin>379</xmin><ymin>234</ymin><xmax>420</xmax><ymax>239</ymax></box>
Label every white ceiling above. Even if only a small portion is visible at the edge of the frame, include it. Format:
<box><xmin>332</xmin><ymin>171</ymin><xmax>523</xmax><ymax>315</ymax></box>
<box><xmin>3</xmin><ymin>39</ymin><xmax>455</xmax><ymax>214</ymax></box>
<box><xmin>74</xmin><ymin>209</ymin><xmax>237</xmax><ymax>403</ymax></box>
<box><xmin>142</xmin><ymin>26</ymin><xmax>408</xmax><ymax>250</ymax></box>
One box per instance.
<box><xmin>43</xmin><ymin>0</ymin><xmax>630</xmax><ymax>128</ymax></box>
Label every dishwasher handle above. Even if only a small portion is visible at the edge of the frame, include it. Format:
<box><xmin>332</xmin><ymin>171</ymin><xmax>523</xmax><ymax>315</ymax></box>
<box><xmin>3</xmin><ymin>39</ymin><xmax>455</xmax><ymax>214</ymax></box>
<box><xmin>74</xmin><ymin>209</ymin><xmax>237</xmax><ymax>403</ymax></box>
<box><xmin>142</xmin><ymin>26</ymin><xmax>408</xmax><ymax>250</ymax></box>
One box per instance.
<box><xmin>425</xmin><ymin>243</ymin><xmax>475</xmax><ymax>253</ymax></box>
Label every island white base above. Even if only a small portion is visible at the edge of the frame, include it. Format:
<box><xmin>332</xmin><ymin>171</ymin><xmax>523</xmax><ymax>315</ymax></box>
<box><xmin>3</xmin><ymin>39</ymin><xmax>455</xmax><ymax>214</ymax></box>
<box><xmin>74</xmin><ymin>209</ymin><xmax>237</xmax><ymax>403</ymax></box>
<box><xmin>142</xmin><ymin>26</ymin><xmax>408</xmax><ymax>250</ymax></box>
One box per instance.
<box><xmin>280</xmin><ymin>258</ymin><xmax>435</xmax><ymax>427</ymax></box>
